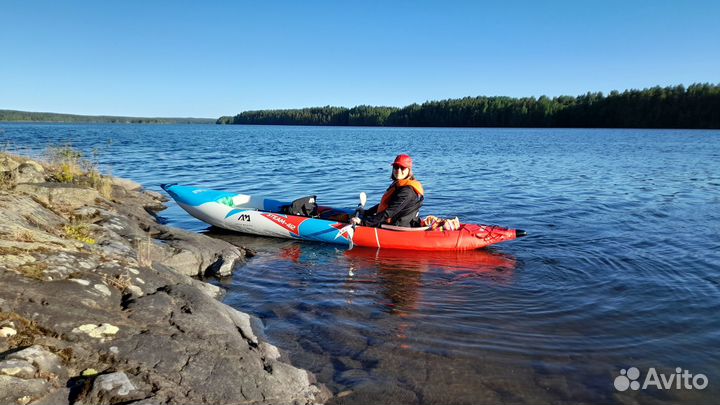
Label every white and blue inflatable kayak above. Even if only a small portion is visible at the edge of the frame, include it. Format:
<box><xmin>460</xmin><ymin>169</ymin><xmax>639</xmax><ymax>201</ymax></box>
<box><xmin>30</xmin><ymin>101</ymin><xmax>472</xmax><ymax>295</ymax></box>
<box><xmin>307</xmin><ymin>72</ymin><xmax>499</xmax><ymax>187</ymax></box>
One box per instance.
<box><xmin>161</xmin><ymin>184</ymin><xmax>525</xmax><ymax>251</ymax></box>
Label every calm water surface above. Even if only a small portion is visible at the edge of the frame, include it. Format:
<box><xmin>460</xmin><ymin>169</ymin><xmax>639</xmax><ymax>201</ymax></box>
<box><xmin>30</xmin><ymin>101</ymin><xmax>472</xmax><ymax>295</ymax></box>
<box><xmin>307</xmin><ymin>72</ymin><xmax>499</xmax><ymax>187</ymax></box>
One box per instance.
<box><xmin>2</xmin><ymin>124</ymin><xmax>719</xmax><ymax>404</ymax></box>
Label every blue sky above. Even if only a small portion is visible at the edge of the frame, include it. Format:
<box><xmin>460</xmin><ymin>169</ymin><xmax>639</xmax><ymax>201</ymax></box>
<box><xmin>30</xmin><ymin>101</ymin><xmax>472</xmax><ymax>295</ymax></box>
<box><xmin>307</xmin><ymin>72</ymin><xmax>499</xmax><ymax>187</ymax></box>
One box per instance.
<box><xmin>1</xmin><ymin>0</ymin><xmax>718</xmax><ymax>117</ymax></box>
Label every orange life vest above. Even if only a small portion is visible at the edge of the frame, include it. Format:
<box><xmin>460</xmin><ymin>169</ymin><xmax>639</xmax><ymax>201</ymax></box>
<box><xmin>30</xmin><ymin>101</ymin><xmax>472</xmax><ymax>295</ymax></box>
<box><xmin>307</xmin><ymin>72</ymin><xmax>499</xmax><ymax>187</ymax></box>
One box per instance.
<box><xmin>377</xmin><ymin>179</ymin><xmax>425</xmax><ymax>213</ymax></box>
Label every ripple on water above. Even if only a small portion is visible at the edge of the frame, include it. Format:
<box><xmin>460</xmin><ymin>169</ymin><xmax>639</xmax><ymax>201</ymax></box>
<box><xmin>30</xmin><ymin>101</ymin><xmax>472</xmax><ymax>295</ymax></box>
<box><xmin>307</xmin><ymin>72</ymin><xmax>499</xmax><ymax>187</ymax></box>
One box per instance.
<box><xmin>3</xmin><ymin>124</ymin><xmax>720</xmax><ymax>404</ymax></box>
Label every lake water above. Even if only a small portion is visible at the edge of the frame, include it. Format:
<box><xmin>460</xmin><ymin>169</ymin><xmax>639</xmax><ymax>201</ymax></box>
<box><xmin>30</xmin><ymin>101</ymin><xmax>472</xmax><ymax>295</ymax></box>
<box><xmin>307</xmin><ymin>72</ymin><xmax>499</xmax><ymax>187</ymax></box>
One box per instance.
<box><xmin>2</xmin><ymin>123</ymin><xmax>719</xmax><ymax>404</ymax></box>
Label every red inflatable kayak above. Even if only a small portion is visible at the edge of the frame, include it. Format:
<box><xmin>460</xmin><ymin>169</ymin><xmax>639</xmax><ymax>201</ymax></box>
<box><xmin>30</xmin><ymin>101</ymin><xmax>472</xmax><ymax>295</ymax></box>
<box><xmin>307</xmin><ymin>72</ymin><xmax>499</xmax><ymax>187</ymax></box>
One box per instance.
<box><xmin>342</xmin><ymin>223</ymin><xmax>525</xmax><ymax>251</ymax></box>
<box><xmin>162</xmin><ymin>184</ymin><xmax>526</xmax><ymax>251</ymax></box>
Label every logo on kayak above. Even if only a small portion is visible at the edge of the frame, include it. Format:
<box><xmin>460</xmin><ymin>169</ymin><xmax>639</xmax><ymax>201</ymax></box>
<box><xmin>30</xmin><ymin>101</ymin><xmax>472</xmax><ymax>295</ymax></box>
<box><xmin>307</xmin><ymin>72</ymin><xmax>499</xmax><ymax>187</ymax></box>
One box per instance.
<box><xmin>261</xmin><ymin>213</ymin><xmax>308</xmax><ymax>235</ymax></box>
<box><xmin>614</xmin><ymin>367</ymin><xmax>708</xmax><ymax>392</ymax></box>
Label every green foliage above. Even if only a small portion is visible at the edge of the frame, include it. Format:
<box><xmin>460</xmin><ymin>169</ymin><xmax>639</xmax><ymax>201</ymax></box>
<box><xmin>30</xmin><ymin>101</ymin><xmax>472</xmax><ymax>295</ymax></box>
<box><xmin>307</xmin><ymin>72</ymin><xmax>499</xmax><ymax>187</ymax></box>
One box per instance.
<box><xmin>55</xmin><ymin>163</ymin><xmax>78</xmax><ymax>183</ymax></box>
<box><xmin>64</xmin><ymin>224</ymin><xmax>96</xmax><ymax>245</ymax></box>
<box><xmin>0</xmin><ymin>110</ymin><xmax>215</xmax><ymax>124</ymax></box>
<box><xmin>46</xmin><ymin>146</ymin><xmax>83</xmax><ymax>183</ymax></box>
<box><xmin>45</xmin><ymin>145</ymin><xmax>113</xmax><ymax>197</ymax></box>
<box><xmin>221</xmin><ymin>83</ymin><xmax>720</xmax><ymax>129</ymax></box>
<box><xmin>224</xmin><ymin>105</ymin><xmax>401</xmax><ymax>126</ymax></box>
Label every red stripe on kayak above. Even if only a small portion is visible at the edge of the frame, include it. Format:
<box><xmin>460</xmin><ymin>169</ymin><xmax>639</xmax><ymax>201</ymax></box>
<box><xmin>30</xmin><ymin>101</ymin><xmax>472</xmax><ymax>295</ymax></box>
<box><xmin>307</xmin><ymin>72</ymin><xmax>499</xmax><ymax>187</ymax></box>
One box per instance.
<box><xmin>261</xmin><ymin>213</ymin><xmax>308</xmax><ymax>236</ymax></box>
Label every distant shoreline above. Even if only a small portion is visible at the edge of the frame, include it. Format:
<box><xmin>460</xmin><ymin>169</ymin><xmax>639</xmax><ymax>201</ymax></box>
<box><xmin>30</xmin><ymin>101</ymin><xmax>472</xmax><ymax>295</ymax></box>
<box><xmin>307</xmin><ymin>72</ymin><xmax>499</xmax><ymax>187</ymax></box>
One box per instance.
<box><xmin>2</xmin><ymin>121</ymin><xmax>718</xmax><ymax>131</ymax></box>
<box><xmin>4</xmin><ymin>82</ymin><xmax>719</xmax><ymax>128</ymax></box>
<box><xmin>0</xmin><ymin>109</ymin><xmax>215</xmax><ymax>125</ymax></box>
<box><xmin>218</xmin><ymin>83</ymin><xmax>720</xmax><ymax>129</ymax></box>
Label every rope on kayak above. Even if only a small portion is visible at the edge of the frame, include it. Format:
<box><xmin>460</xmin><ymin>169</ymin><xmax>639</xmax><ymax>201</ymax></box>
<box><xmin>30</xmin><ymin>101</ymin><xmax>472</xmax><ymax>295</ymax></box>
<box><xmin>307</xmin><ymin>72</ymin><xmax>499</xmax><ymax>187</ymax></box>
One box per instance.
<box><xmin>466</xmin><ymin>224</ymin><xmax>510</xmax><ymax>243</ymax></box>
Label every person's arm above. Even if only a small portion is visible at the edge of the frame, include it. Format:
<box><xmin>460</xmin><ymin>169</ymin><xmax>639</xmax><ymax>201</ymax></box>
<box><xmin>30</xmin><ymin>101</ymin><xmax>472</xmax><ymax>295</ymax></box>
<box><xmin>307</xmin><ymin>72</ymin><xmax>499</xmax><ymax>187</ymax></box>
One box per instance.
<box><xmin>364</xmin><ymin>188</ymin><xmax>415</xmax><ymax>227</ymax></box>
<box><xmin>351</xmin><ymin>204</ymin><xmax>378</xmax><ymax>225</ymax></box>
<box><xmin>364</xmin><ymin>204</ymin><xmax>379</xmax><ymax>215</ymax></box>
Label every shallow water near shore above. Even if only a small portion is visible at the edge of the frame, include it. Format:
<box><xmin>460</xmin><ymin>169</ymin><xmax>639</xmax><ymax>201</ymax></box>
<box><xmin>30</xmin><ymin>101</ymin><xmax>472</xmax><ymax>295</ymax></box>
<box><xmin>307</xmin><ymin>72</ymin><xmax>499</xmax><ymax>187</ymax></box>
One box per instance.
<box><xmin>2</xmin><ymin>123</ymin><xmax>720</xmax><ymax>404</ymax></box>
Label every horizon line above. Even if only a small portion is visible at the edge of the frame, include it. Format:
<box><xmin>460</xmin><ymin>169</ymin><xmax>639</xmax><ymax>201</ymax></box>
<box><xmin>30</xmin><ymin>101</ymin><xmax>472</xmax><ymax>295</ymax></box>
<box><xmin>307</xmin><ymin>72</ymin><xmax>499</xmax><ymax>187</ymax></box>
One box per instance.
<box><xmin>4</xmin><ymin>81</ymin><xmax>718</xmax><ymax>119</ymax></box>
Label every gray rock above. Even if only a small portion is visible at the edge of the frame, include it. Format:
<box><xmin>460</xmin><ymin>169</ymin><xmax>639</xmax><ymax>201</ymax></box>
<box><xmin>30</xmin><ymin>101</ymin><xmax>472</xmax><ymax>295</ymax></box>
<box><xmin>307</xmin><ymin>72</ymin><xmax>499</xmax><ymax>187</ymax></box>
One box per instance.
<box><xmin>0</xmin><ymin>155</ymin><xmax>21</xmax><ymax>172</ymax></box>
<box><xmin>190</xmin><ymin>278</ymin><xmax>225</xmax><ymax>300</ymax></box>
<box><xmin>21</xmin><ymin>160</ymin><xmax>44</xmax><ymax>173</ymax></box>
<box><xmin>97</xmin><ymin>239</ymin><xmax>135</xmax><ymax>257</ymax></box>
<box><xmin>15</xmin><ymin>162</ymin><xmax>46</xmax><ymax>184</ymax></box>
<box><xmin>93</xmin><ymin>284</ymin><xmax>112</xmax><ymax>297</ymax></box>
<box><xmin>260</xmin><ymin>341</ymin><xmax>282</xmax><ymax>361</ymax></box>
<box><xmin>212</xmin><ymin>247</ymin><xmax>243</xmax><ymax>277</ymax></box>
<box><xmin>150</xmin><ymin>245</ymin><xmax>201</xmax><ymax>276</ymax></box>
<box><xmin>74</xmin><ymin>206</ymin><xmax>100</xmax><ymax>220</ymax></box>
<box><xmin>116</xmin><ymin>284</ymin><xmax>328</xmax><ymax>404</ymax></box>
<box><xmin>27</xmin><ymin>387</ymin><xmax>71</xmax><ymax>405</ymax></box>
<box><xmin>97</xmin><ymin>190</ymin><xmax>245</xmax><ymax>278</ymax></box>
<box><xmin>222</xmin><ymin>304</ymin><xmax>259</xmax><ymax>346</ymax></box>
<box><xmin>0</xmin><ymin>359</ymin><xmax>36</xmax><ymax>378</ymax></box>
<box><xmin>5</xmin><ymin>345</ymin><xmax>63</xmax><ymax>377</ymax></box>
<box><xmin>0</xmin><ymin>254</ymin><xmax>36</xmax><ymax>269</ymax></box>
<box><xmin>0</xmin><ymin>155</ymin><xmax>325</xmax><ymax>405</ymax></box>
<box><xmin>110</xmin><ymin>177</ymin><xmax>142</xmax><ymax>192</ymax></box>
<box><xmin>0</xmin><ymin>326</ymin><xmax>17</xmax><ymax>337</ymax></box>
<box><xmin>85</xmin><ymin>372</ymin><xmax>141</xmax><ymax>404</ymax></box>
<box><xmin>14</xmin><ymin>182</ymin><xmax>100</xmax><ymax>211</ymax></box>
<box><xmin>144</xmin><ymin>189</ymin><xmax>165</xmax><ymax>201</ymax></box>
<box><xmin>126</xmin><ymin>285</ymin><xmax>144</xmax><ymax>298</ymax></box>
<box><xmin>0</xmin><ymin>193</ymin><xmax>68</xmax><ymax>238</ymax></box>
<box><xmin>147</xmin><ymin>226</ymin><xmax>245</xmax><ymax>277</ymax></box>
<box><xmin>0</xmin><ymin>375</ymin><xmax>50</xmax><ymax>405</ymax></box>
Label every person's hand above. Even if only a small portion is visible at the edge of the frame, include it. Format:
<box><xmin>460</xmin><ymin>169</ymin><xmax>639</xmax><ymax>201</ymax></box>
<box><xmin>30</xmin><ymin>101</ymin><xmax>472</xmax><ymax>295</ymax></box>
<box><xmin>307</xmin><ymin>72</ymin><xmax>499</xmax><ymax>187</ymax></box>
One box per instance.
<box><xmin>350</xmin><ymin>217</ymin><xmax>361</xmax><ymax>225</ymax></box>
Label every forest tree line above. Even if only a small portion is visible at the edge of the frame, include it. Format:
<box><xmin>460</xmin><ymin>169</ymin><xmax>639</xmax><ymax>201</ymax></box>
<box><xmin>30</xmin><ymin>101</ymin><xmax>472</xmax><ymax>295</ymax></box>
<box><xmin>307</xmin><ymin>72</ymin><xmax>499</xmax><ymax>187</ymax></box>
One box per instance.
<box><xmin>0</xmin><ymin>110</ymin><xmax>215</xmax><ymax>124</ymax></box>
<box><xmin>217</xmin><ymin>83</ymin><xmax>720</xmax><ymax>129</ymax></box>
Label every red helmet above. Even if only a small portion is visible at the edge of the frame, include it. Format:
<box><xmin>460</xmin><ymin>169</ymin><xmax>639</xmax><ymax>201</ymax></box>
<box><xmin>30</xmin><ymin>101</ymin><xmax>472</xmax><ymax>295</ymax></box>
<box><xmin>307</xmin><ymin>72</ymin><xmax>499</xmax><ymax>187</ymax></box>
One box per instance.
<box><xmin>391</xmin><ymin>154</ymin><xmax>413</xmax><ymax>169</ymax></box>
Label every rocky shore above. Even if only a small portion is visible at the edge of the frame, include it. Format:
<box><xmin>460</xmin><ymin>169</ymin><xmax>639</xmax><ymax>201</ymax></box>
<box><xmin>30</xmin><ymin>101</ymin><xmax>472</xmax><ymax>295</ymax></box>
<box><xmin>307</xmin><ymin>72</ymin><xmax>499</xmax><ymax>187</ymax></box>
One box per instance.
<box><xmin>0</xmin><ymin>153</ymin><xmax>330</xmax><ymax>404</ymax></box>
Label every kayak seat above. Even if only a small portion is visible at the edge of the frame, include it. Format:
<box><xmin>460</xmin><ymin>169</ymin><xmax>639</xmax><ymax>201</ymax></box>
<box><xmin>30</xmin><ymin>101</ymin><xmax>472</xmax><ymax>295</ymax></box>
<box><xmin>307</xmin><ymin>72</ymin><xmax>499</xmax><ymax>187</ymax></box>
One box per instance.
<box><xmin>281</xmin><ymin>195</ymin><xmax>318</xmax><ymax>217</ymax></box>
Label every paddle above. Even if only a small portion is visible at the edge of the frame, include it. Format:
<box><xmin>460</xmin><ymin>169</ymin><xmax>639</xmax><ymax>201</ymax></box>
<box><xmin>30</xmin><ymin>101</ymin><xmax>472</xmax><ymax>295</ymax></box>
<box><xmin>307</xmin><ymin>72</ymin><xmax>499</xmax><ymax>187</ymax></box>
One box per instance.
<box><xmin>335</xmin><ymin>192</ymin><xmax>367</xmax><ymax>249</ymax></box>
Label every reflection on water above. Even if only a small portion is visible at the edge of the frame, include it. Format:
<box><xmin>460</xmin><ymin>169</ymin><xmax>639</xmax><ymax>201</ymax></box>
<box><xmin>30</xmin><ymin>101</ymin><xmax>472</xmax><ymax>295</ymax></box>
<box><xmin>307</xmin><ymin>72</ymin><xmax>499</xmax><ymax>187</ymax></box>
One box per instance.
<box><xmin>210</xmin><ymin>228</ymin><xmax>518</xmax><ymax>318</ymax></box>
<box><xmin>344</xmin><ymin>247</ymin><xmax>517</xmax><ymax>314</ymax></box>
<box><xmin>209</xmin><ymin>230</ymin><xmax>535</xmax><ymax>402</ymax></box>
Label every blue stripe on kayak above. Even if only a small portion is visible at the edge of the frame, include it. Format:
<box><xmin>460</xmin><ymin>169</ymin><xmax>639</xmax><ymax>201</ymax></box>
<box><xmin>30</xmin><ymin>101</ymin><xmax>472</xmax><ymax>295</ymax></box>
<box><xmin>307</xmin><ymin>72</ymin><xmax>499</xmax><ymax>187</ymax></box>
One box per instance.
<box><xmin>298</xmin><ymin>218</ymin><xmax>349</xmax><ymax>245</ymax></box>
<box><xmin>165</xmin><ymin>184</ymin><xmax>291</xmax><ymax>211</ymax></box>
<box><xmin>224</xmin><ymin>208</ymin><xmax>246</xmax><ymax>219</ymax></box>
<box><xmin>164</xmin><ymin>185</ymin><xmax>237</xmax><ymax>207</ymax></box>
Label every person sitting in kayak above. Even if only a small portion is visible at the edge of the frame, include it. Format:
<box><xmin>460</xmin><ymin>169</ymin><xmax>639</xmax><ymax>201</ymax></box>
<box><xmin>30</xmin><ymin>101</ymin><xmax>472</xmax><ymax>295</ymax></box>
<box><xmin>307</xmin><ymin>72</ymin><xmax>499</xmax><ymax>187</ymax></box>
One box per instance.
<box><xmin>351</xmin><ymin>154</ymin><xmax>425</xmax><ymax>228</ymax></box>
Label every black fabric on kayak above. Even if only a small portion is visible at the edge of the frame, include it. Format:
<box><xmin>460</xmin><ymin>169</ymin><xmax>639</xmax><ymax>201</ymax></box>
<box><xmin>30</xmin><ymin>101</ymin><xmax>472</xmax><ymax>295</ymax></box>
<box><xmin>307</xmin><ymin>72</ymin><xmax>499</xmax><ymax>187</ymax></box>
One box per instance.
<box><xmin>282</xmin><ymin>195</ymin><xmax>318</xmax><ymax>217</ymax></box>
